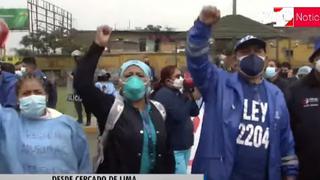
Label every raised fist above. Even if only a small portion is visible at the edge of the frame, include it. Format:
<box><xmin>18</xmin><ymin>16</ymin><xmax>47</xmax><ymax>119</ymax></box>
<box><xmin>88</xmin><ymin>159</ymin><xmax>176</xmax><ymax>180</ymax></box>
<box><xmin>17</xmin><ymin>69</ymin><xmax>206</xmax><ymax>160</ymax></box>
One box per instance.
<box><xmin>199</xmin><ymin>6</ymin><xmax>221</xmax><ymax>26</ymax></box>
<box><xmin>95</xmin><ymin>25</ymin><xmax>112</xmax><ymax>47</ymax></box>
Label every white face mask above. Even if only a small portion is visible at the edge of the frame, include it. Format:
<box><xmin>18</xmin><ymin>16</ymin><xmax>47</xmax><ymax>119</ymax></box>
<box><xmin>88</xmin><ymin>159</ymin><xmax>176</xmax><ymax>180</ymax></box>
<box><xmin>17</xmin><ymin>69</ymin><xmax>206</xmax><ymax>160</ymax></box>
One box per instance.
<box><xmin>20</xmin><ymin>67</ymin><xmax>27</xmax><ymax>75</ymax></box>
<box><xmin>316</xmin><ymin>59</ymin><xmax>320</xmax><ymax>72</ymax></box>
<box><xmin>172</xmin><ymin>76</ymin><xmax>184</xmax><ymax>90</ymax></box>
<box><xmin>15</xmin><ymin>70</ymin><xmax>23</xmax><ymax>77</ymax></box>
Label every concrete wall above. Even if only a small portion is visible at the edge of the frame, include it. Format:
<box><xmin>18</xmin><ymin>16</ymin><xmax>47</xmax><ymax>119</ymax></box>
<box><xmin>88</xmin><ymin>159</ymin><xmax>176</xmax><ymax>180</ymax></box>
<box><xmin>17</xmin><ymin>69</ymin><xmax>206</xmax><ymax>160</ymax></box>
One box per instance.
<box><xmin>35</xmin><ymin>53</ymin><xmax>186</xmax><ymax>78</ymax></box>
<box><xmin>266</xmin><ymin>39</ymin><xmax>314</xmax><ymax>67</ymax></box>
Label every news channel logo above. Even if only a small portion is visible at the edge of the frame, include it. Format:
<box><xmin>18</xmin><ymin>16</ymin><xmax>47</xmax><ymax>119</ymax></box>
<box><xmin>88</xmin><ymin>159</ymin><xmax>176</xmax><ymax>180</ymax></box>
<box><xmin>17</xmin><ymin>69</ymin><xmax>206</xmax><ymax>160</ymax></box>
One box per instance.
<box><xmin>273</xmin><ymin>7</ymin><xmax>294</xmax><ymax>27</ymax></box>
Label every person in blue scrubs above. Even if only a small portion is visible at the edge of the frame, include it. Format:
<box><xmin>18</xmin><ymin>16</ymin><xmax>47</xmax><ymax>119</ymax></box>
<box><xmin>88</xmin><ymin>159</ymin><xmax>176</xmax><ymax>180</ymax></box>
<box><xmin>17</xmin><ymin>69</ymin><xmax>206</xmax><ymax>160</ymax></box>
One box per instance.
<box><xmin>0</xmin><ymin>74</ymin><xmax>91</xmax><ymax>174</ymax></box>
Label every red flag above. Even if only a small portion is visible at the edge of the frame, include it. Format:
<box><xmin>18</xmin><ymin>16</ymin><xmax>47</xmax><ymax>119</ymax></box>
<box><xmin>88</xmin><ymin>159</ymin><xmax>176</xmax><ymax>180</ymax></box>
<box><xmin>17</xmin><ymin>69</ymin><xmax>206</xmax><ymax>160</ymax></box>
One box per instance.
<box><xmin>0</xmin><ymin>19</ymin><xmax>9</xmax><ymax>49</ymax></box>
<box><xmin>193</xmin><ymin>116</ymin><xmax>200</xmax><ymax>133</ymax></box>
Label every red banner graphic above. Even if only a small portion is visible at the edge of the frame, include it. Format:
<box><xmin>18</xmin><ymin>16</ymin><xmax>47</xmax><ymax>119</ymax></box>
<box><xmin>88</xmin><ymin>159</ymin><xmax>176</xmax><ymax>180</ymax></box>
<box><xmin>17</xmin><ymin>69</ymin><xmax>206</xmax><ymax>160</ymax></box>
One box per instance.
<box><xmin>294</xmin><ymin>7</ymin><xmax>320</xmax><ymax>27</ymax></box>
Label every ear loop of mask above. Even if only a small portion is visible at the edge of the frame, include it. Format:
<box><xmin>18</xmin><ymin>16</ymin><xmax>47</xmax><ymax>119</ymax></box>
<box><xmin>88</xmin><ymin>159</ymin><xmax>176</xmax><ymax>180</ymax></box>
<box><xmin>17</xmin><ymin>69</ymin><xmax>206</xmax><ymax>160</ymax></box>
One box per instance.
<box><xmin>238</xmin><ymin>55</ymin><xmax>249</xmax><ymax>61</ymax></box>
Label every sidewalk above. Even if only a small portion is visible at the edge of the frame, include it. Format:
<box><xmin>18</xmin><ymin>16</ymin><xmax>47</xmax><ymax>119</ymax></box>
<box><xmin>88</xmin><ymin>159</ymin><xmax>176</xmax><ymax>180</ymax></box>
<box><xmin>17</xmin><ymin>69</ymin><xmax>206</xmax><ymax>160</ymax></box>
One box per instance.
<box><xmin>80</xmin><ymin>117</ymin><xmax>99</xmax><ymax>159</ymax></box>
<box><xmin>79</xmin><ymin>117</ymin><xmax>99</xmax><ymax>134</ymax></box>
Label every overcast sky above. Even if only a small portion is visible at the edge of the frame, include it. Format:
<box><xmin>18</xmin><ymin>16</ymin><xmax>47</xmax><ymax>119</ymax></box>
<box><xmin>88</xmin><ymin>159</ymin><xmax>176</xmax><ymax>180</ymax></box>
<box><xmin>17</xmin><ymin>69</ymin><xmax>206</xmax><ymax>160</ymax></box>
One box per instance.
<box><xmin>1</xmin><ymin>0</ymin><xmax>320</xmax><ymax>30</ymax></box>
<box><xmin>1</xmin><ymin>0</ymin><xmax>320</xmax><ymax>54</ymax></box>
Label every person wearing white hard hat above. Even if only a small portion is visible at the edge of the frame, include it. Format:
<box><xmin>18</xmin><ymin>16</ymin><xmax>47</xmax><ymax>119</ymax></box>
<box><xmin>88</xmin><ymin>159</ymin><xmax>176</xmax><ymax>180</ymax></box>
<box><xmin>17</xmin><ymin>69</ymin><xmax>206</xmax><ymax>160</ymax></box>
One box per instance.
<box><xmin>296</xmin><ymin>66</ymin><xmax>312</xmax><ymax>80</ymax></box>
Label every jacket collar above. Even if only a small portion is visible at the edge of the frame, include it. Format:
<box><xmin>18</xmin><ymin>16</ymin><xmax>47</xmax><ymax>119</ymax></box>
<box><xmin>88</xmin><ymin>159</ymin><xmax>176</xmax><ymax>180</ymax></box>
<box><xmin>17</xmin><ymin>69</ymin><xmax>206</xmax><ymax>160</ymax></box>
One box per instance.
<box><xmin>227</xmin><ymin>72</ymin><xmax>280</xmax><ymax>97</ymax></box>
<box><xmin>226</xmin><ymin>73</ymin><xmax>244</xmax><ymax>101</ymax></box>
<box><xmin>226</xmin><ymin>72</ymin><xmax>280</xmax><ymax>127</ymax></box>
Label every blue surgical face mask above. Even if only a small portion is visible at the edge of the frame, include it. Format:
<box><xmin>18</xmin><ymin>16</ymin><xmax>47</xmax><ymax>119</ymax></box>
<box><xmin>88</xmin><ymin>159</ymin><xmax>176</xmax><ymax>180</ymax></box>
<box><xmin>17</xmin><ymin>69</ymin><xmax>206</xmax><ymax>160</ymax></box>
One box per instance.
<box><xmin>239</xmin><ymin>54</ymin><xmax>265</xmax><ymax>77</ymax></box>
<box><xmin>123</xmin><ymin>76</ymin><xmax>147</xmax><ymax>101</ymax></box>
<box><xmin>265</xmin><ymin>67</ymin><xmax>277</xmax><ymax>79</ymax></box>
<box><xmin>19</xmin><ymin>95</ymin><xmax>47</xmax><ymax>118</ymax></box>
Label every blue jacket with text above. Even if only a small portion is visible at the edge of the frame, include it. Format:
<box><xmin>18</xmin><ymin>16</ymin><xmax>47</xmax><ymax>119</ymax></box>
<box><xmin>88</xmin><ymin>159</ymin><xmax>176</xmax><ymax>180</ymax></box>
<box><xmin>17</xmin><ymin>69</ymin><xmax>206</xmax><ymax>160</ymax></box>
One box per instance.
<box><xmin>187</xmin><ymin>20</ymin><xmax>298</xmax><ymax>180</ymax></box>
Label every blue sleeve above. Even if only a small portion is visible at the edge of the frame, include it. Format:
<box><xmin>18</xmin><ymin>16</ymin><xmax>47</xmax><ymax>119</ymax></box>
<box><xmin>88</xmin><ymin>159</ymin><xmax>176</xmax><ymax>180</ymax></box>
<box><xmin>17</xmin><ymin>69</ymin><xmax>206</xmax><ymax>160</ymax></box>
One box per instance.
<box><xmin>107</xmin><ymin>83</ymin><xmax>116</xmax><ymax>95</ymax></box>
<box><xmin>279</xmin><ymin>94</ymin><xmax>299</xmax><ymax>177</ymax></box>
<box><xmin>95</xmin><ymin>82</ymin><xmax>100</xmax><ymax>89</ymax></box>
<box><xmin>0</xmin><ymin>105</ymin><xmax>4</xmax><ymax>137</ymax></box>
<box><xmin>186</xmin><ymin>20</ymin><xmax>221</xmax><ymax>101</ymax></box>
<box><xmin>0</xmin><ymin>105</ymin><xmax>19</xmax><ymax>150</ymax></box>
<box><xmin>72</xmin><ymin>122</ymin><xmax>92</xmax><ymax>173</ymax></box>
<box><xmin>0</xmin><ymin>72</ymin><xmax>18</xmax><ymax>108</ymax></box>
<box><xmin>4</xmin><ymin>81</ymin><xmax>17</xmax><ymax>108</ymax></box>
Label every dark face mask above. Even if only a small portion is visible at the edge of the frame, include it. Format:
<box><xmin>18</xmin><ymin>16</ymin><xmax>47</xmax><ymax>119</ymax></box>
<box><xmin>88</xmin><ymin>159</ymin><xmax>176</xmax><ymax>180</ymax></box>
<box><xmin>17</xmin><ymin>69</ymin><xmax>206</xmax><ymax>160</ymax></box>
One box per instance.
<box><xmin>239</xmin><ymin>54</ymin><xmax>265</xmax><ymax>77</ymax></box>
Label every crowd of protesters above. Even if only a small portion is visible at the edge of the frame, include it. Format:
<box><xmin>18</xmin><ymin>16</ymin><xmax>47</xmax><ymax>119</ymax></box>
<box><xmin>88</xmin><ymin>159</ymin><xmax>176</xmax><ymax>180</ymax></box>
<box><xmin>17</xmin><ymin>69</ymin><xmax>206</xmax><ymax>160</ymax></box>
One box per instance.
<box><xmin>1</xmin><ymin>4</ymin><xmax>320</xmax><ymax>180</ymax></box>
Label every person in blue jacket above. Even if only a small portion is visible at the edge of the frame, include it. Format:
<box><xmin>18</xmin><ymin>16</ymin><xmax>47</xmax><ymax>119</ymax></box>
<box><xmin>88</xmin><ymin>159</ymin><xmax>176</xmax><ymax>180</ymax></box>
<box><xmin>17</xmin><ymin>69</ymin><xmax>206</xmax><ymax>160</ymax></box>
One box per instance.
<box><xmin>0</xmin><ymin>74</ymin><xmax>91</xmax><ymax>174</ymax></box>
<box><xmin>187</xmin><ymin>5</ymin><xmax>298</xmax><ymax>180</ymax></box>
<box><xmin>0</xmin><ymin>70</ymin><xmax>17</xmax><ymax>108</ymax></box>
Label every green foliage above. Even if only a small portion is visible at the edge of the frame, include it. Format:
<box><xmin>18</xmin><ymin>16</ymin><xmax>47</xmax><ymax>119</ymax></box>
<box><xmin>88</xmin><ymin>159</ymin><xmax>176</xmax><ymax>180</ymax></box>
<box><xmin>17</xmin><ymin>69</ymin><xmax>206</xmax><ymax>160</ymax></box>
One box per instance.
<box><xmin>17</xmin><ymin>29</ymin><xmax>83</xmax><ymax>55</ymax></box>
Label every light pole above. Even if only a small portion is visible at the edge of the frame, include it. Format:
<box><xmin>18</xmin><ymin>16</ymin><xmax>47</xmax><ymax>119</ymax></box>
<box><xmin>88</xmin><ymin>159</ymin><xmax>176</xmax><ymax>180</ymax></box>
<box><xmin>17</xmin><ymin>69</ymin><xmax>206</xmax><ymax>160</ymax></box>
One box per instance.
<box><xmin>233</xmin><ymin>0</ymin><xmax>237</xmax><ymax>15</ymax></box>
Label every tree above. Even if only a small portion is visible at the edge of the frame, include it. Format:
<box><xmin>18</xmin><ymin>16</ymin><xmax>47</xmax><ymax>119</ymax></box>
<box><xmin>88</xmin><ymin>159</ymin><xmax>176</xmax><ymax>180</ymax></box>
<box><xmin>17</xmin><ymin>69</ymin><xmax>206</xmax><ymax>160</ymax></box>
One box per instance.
<box><xmin>144</xmin><ymin>25</ymin><xmax>162</xmax><ymax>31</ymax></box>
<box><xmin>19</xmin><ymin>30</ymin><xmax>50</xmax><ymax>54</ymax></box>
<box><xmin>18</xmin><ymin>29</ymin><xmax>84</xmax><ymax>55</ymax></box>
<box><xmin>15</xmin><ymin>48</ymin><xmax>34</xmax><ymax>56</ymax></box>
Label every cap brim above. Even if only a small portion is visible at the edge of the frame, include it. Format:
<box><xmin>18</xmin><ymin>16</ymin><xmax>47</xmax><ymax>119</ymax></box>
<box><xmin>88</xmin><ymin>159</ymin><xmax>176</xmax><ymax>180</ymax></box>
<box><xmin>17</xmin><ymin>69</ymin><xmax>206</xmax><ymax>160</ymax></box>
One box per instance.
<box><xmin>235</xmin><ymin>38</ymin><xmax>266</xmax><ymax>52</ymax></box>
<box><xmin>309</xmin><ymin>48</ymin><xmax>320</xmax><ymax>62</ymax></box>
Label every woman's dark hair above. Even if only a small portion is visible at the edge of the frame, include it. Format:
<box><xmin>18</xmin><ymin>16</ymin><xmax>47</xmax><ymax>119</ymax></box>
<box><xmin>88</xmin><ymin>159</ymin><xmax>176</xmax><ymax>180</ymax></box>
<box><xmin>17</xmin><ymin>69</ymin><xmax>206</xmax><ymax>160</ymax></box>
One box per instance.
<box><xmin>0</xmin><ymin>62</ymin><xmax>15</xmax><ymax>74</ymax></box>
<box><xmin>281</xmin><ymin>62</ymin><xmax>291</xmax><ymax>69</ymax></box>
<box><xmin>268</xmin><ymin>59</ymin><xmax>281</xmax><ymax>68</ymax></box>
<box><xmin>152</xmin><ymin>65</ymin><xmax>177</xmax><ymax>94</ymax></box>
<box><xmin>22</xmin><ymin>57</ymin><xmax>37</xmax><ymax>68</ymax></box>
<box><xmin>16</xmin><ymin>74</ymin><xmax>46</xmax><ymax>96</ymax></box>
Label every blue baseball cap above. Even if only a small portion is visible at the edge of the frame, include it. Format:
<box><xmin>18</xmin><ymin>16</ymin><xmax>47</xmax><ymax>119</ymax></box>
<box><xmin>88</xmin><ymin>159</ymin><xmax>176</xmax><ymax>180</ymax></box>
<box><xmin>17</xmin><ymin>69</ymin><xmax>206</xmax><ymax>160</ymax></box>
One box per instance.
<box><xmin>309</xmin><ymin>38</ymin><xmax>320</xmax><ymax>62</ymax></box>
<box><xmin>234</xmin><ymin>35</ymin><xmax>266</xmax><ymax>52</ymax></box>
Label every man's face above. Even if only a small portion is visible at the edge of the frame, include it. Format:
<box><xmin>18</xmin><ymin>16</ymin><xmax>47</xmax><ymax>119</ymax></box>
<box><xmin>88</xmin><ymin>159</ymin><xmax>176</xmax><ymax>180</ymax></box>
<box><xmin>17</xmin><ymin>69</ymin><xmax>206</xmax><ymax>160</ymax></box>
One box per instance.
<box><xmin>281</xmin><ymin>67</ymin><xmax>289</xmax><ymax>74</ymax></box>
<box><xmin>21</xmin><ymin>63</ymin><xmax>34</xmax><ymax>74</ymax></box>
<box><xmin>236</xmin><ymin>45</ymin><xmax>267</xmax><ymax>77</ymax></box>
<box><xmin>225</xmin><ymin>55</ymin><xmax>238</xmax><ymax>72</ymax></box>
<box><xmin>74</xmin><ymin>56</ymin><xmax>81</xmax><ymax>64</ymax></box>
<box><xmin>313</xmin><ymin>53</ymin><xmax>320</xmax><ymax>66</ymax></box>
<box><xmin>15</xmin><ymin>64</ymin><xmax>22</xmax><ymax>71</ymax></box>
